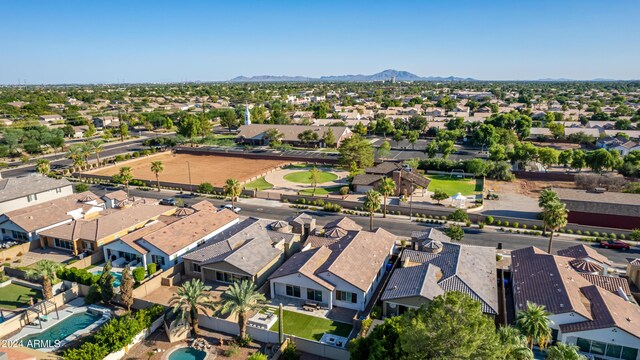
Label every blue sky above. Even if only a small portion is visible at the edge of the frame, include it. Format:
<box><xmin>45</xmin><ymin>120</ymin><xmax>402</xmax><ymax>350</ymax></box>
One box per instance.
<box><xmin>1</xmin><ymin>0</ymin><xmax>639</xmax><ymax>84</ymax></box>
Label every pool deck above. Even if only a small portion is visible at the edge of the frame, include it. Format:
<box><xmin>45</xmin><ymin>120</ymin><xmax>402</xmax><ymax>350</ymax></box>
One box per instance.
<box><xmin>8</xmin><ymin>298</ymin><xmax>111</xmax><ymax>352</ymax></box>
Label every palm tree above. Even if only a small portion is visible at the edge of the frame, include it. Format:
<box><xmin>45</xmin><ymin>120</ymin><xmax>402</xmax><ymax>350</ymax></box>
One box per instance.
<box><xmin>538</xmin><ymin>188</ymin><xmax>559</xmax><ymax>235</ymax></box>
<box><xmin>543</xmin><ymin>200</ymin><xmax>568</xmax><ymax>253</ymax></box>
<box><xmin>119</xmin><ymin>166</ymin><xmax>134</xmax><ymax>196</ymax></box>
<box><xmin>497</xmin><ymin>326</ymin><xmax>534</xmax><ymax>360</ymax></box>
<box><xmin>363</xmin><ymin>190</ymin><xmax>382</xmax><ymax>231</ymax></box>
<box><xmin>90</xmin><ymin>140</ymin><xmax>104</xmax><ymax>165</ymax></box>
<box><xmin>309</xmin><ymin>167</ymin><xmax>320</xmax><ymax>196</ymax></box>
<box><xmin>35</xmin><ymin>159</ymin><xmax>50</xmax><ymax>176</ymax></box>
<box><xmin>80</xmin><ymin>142</ymin><xmax>93</xmax><ymax>165</ymax></box>
<box><xmin>516</xmin><ymin>301</ymin><xmax>553</xmax><ymax>350</ymax></box>
<box><xmin>170</xmin><ymin>279</ymin><xmax>216</xmax><ymax>337</ymax></box>
<box><xmin>68</xmin><ymin>145</ymin><xmax>86</xmax><ymax>179</ymax></box>
<box><xmin>150</xmin><ymin>161</ymin><xmax>164</xmax><ymax>192</ymax></box>
<box><xmin>25</xmin><ymin>260</ymin><xmax>61</xmax><ymax>300</ymax></box>
<box><xmin>219</xmin><ymin>280</ymin><xmax>266</xmax><ymax>340</ymax></box>
<box><xmin>377</xmin><ymin>177</ymin><xmax>396</xmax><ymax>218</ymax></box>
<box><xmin>224</xmin><ymin>178</ymin><xmax>243</xmax><ymax>209</ymax></box>
<box><xmin>546</xmin><ymin>343</ymin><xmax>586</xmax><ymax>360</ymax></box>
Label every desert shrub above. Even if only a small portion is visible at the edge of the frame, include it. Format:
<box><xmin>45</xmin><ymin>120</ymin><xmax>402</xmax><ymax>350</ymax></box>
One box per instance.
<box><xmin>147</xmin><ymin>263</ymin><xmax>157</xmax><ymax>275</ymax></box>
<box><xmin>485</xmin><ymin>216</ymin><xmax>494</xmax><ymax>225</ymax></box>
<box><xmin>132</xmin><ymin>267</ymin><xmax>146</xmax><ymax>283</ymax></box>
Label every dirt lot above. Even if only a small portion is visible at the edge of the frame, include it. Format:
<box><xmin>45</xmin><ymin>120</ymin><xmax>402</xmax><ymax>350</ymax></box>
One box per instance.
<box><xmin>88</xmin><ymin>153</ymin><xmax>287</xmax><ymax>187</ymax></box>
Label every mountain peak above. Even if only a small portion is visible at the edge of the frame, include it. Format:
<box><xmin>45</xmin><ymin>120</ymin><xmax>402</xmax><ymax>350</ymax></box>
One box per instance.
<box><xmin>229</xmin><ymin>70</ymin><xmax>473</xmax><ymax>82</ymax></box>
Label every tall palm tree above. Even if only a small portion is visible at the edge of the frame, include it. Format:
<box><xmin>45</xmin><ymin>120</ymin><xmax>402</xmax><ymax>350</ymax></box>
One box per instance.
<box><xmin>35</xmin><ymin>159</ymin><xmax>50</xmax><ymax>176</ymax></box>
<box><xmin>497</xmin><ymin>326</ymin><xmax>534</xmax><ymax>360</ymax></box>
<box><xmin>219</xmin><ymin>280</ymin><xmax>266</xmax><ymax>340</ymax></box>
<box><xmin>90</xmin><ymin>140</ymin><xmax>104</xmax><ymax>165</ymax></box>
<box><xmin>309</xmin><ymin>167</ymin><xmax>320</xmax><ymax>196</ymax></box>
<box><xmin>377</xmin><ymin>177</ymin><xmax>396</xmax><ymax>218</ymax></box>
<box><xmin>80</xmin><ymin>142</ymin><xmax>93</xmax><ymax>165</ymax></box>
<box><xmin>119</xmin><ymin>166</ymin><xmax>134</xmax><ymax>196</ymax></box>
<box><xmin>170</xmin><ymin>279</ymin><xmax>216</xmax><ymax>337</ymax></box>
<box><xmin>516</xmin><ymin>301</ymin><xmax>553</xmax><ymax>350</ymax></box>
<box><xmin>363</xmin><ymin>190</ymin><xmax>382</xmax><ymax>231</ymax></box>
<box><xmin>25</xmin><ymin>260</ymin><xmax>61</xmax><ymax>300</ymax></box>
<box><xmin>224</xmin><ymin>178</ymin><xmax>243</xmax><ymax>209</ymax></box>
<box><xmin>546</xmin><ymin>343</ymin><xmax>586</xmax><ymax>360</ymax></box>
<box><xmin>538</xmin><ymin>188</ymin><xmax>559</xmax><ymax>236</ymax></box>
<box><xmin>150</xmin><ymin>161</ymin><xmax>164</xmax><ymax>192</ymax></box>
<box><xmin>543</xmin><ymin>200</ymin><xmax>568</xmax><ymax>253</ymax></box>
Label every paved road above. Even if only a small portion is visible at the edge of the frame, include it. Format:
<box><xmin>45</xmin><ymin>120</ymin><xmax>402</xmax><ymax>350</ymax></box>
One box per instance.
<box><xmin>1</xmin><ymin>139</ymin><xmax>151</xmax><ymax>178</ymax></box>
<box><xmin>89</xmin><ymin>185</ymin><xmax>637</xmax><ymax>267</ymax></box>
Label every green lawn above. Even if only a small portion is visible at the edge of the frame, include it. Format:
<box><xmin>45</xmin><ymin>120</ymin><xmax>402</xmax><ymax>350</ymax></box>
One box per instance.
<box><xmin>427</xmin><ymin>175</ymin><xmax>480</xmax><ymax>196</ymax></box>
<box><xmin>268</xmin><ymin>309</ymin><xmax>353</xmax><ymax>341</ymax></box>
<box><xmin>202</xmin><ymin>135</ymin><xmax>236</xmax><ymax>147</ymax></box>
<box><xmin>299</xmin><ymin>185</ymin><xmax>343</xmax><ymax>196</ymax></box>
<box><xmin>244</xmin><ymin>177</ymin><xmax>274</xmax><ymax>190</ymax></box>
<box><xmin>284</xmin><ymin>170</ymin><xmax>338</xmax><ymax>184</ymax></box>
<box><xmin>0</xmin><ymin>284</ymin><xmax>43</xmax><ymax>310</ymax></box>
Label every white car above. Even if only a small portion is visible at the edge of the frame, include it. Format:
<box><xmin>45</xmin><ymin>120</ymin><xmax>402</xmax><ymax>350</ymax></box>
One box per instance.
<box><xmin>223</xmin><ymin>204</ymin><xmax>241</xmax><ymax>213</ymax></box>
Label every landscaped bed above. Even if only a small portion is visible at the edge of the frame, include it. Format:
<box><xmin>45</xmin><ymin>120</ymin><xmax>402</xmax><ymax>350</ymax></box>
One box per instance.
<box><xmin>427</xmin><ymin>174</ymin><xmax>481</xmax><ymax>196</ymax></box>
<box><xmin>268</xmin><ymin>308</ymin><xmax>352</xmax><ymax>341</ymax></box>
<box><xmin>284</xmin><ymin>170</ymin><xmax>338</xmax><ymax>184</ymax></box>
<box><xmin>0</xmin><ymin>283</ymin><xmax>43</xmax><ymax>310</ymax></box>
<box><xmin>299</xmin><ymin>185</ymin><xmax>343</xmax><ymax>196</ymax></box>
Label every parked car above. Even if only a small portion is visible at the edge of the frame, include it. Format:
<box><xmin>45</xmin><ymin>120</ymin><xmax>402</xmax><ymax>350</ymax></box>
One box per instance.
<box><xmin>600</xmin><ymin>240</ymin><xmax>631</xmax><ymax>251</ymax></box>
<box><xmin>223</xmin><ymin>204</ymin><xmax>241</xmax><ymax>213</ymax></box>
<box><xmin>159</xmin><ymin>198</ymin><xmax>177</xmax><ymax>206</ymax></box>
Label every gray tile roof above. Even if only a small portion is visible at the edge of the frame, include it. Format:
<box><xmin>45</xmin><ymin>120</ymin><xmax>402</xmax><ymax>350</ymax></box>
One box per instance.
<box><xmin>351</xmin><ymin>174</ymin><xmax>382</xmax><ymax>186</ymax></box>
<box><xmin>364</xmin><ymin>162</ymin><xmax>403</xmax><ymax>175</ymax></box>
<box><xmin>383</xmin><ymin>241</ymin><xmax>498</xmax><ymax>315</ymax></box>
<box><xmin>0</xmin><ymin>175</ymin><xmax>71</xmax><ymax>203</ymax></box>
<box><xmin>554</xmin><ymin>188</ymin><xmax>640</xmax><ymax>217</ymax></box>
<box><xmin>557</xmin><ymin>244</ymin><xmax>613</xmax><ymax>266</ymax></box>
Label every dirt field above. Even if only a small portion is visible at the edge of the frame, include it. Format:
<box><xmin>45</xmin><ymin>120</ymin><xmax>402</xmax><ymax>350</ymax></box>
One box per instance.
<box><xmin>88</xmin><ymin>153</ymin><xmax>287</xmax><ymax>187</ymax></box>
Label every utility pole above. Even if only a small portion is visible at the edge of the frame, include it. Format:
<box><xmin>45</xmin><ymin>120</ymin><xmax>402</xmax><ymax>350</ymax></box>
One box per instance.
<box><xmin>187</xmin><ymin>161</ymin><xmax>193</xmax><ymax>193</ymax></box>
<box><xmin>409</xmin><ymin>179</ymin><xmax>414</xmax><ymax>221</ymax></box>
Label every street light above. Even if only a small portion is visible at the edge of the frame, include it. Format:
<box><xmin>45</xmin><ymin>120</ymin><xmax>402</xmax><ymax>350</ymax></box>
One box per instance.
<box><xmin>409</xmin><ymin>179</ymin><xmax>414</xmax><ymax>221</ymax></box>
<box><xmin>187</xmin><ymin>161</ymin><xmax>193</xmax><ymax>193</ymax></box>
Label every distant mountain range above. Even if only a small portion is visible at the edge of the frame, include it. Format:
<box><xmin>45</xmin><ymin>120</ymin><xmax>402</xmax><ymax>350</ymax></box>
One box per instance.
<box><xmin>229</xmin><ymin>69</ymin><xmax>476</xmax><ymax>82</ymax></box>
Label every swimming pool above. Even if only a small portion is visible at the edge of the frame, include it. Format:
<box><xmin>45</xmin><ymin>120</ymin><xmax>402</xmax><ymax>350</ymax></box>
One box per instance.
<box><xmin>168</xmin><ymin>347</ymin><xmax>207</xmax><ymax>360</ymax></box>
<box><xmin>20</xmin><ymin>311</ymin><xmax>103</xmax><ymax>349</ymax></box>
<box><xmin>111</xmin><ymin>271</ymin><xmax>122</xmax><ymax>287</ymax></box>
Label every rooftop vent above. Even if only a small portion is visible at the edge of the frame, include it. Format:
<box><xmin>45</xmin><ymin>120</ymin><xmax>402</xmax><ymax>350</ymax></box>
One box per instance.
<box><xmin>593</xmin><ymin>187</ymin><xmax>606</xmax><ymax>193</ymax></box>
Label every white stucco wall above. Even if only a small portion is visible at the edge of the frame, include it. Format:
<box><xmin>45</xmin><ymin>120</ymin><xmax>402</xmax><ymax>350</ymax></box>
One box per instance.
<box><xmin>561</xmin><ymin>327</ymin><xmax>640</xmax><ymax>360</ymax></box>
<box><xmin>270</xmin><ymin>273</ymin><xmax>332</xmax><ymax>307</ymax></box>
<box><xmin>0</xmin><ymin>185</ymin><xmax>73</xmax><ymax>214</ymax></box>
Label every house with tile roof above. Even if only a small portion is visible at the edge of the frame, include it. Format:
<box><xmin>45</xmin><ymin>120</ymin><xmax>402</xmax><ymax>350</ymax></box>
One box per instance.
<box><xmin>182</xmin><ymin>217</ymin><xmax>297</xmax><ymax>287</ymax></box>
<box><xmin>100</xmin><ymin>204</ymin><xmax>239</xmax><ymax>271</ymax></box>
<box><xmin>351</xmin><ymin>161</ymin><xmax>430</xmax><ymax>196</ymax></box>
<box><xmin>0</xmin><ymin>192</ymin><xmax>104</xmax><ymax>243</ymax></box>
<box><xmin>236</xmin><ymin>124</ymin><xmax>352</xmax><ymax>148</ymax></box>
<box><xmin>511</xmin><ymin>247</ymin><xmax>640</xmax><ymax>359</ymax></box>
<box><xmin>381</xmin><ymin>234</ymin><xmax>498</xmax><ymax>317</ymax></box>
<box><xmin>269</xmin><ymin>224</ymin><xmax>397</xmax><ymax>311</ymax></box>
<box><xmin>0</xmin><ymin>174</ymin><xmax>73</xmax><ymax>214</ymax></box>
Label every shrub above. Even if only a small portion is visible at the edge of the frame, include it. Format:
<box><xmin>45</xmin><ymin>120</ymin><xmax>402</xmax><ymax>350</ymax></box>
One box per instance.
<box><xmin>532</xmin><ymin>225</ymin><xmax>538</xmax><ymax>230</ymax></box>
<box><xmin>593</xmin><ymin>231</ymin><xmax>600</xmax><ymax>237</ymax></box>
<box><xmin>478</xmin><ymin>222</ymin><xmax>485</xmax><ymax>229</ymax></box>
<box><xmin>75</xmin><ymin>183</ymin><xmax>89</xmax><ymax>192</ymax></box>
<box><xmin>197</xmin><ymin>182</ymin><xmax>214</xmax><ymax>194</ymax></box>
<box><xmin>503</xmin><ymin>221</ymin><xmax>510</xmax><ymax>227</ymax></box>
<box><xmin>323</xmin><ymin>202</ymin><xmax>342</xmax><ymax>212</ymax></box>
<box><xmin>147</xmin><ymin>263</ymin><xmax>157</xmax><ymax>275</ymax></box>
<box><xmin>282</xmin><ymin>341</ymin><xmax>300</xmax><ymax>360</ymax></box>
<box><xmin>465</xmin><ymin>220</ymin><xmax>471</xmax><ymax>227</ymax></box>
<box><xmin>609</xmin><ymin>233</ymin><xmax>617</xmax><ymax>239</ymax></box>
<box><xmin>496</xmin><ymin>220</ymin><xmax>502</xmax><ymax>226</ymax></box>
<box><xmin>513</xmin><ymin>222</ymin><xmax>519</xmax><ymax>228</ymax></box>
<box><xmin>225</xmin><ymin>345</ymin><xmax>240</xmax><ymax>357</ymax></box>
<box><xmin>236</xmin><ymin>335</ymin><xmax>253</xmax><ymax>347</ymax></box>
<box><xmin>247</xmin><ymin>353</ymin><xmax>268</xmax><ymax>360</ymax></box>
<box><xmin>371</xmin><ymin>305</ymin><xmax>382</xmax><ymax>319</ymax></box>
<box><xmin>132</xmin><ymin>267</ymin><xmax>146</xmax><ymax>283</ymax></box>
<box><xmin>619</xmin><ymin>234</ymin><xmax>626</xmax><ymax>240</ymax></box>
<box><xmin>85</xmin><ymin>284</ymin><xmax>102</xmax><ymax>305</ymax></box>
<box><xmin>340</xmin><ymin>186</ymin><xmax>349</xmax><ymax>196</ymax></box>
<box><xmin>576</xmin><ymin>230</ymin><xmax>582</xmax><ymax>235</ymax></box>
<box><xmin>485</xmin><ymin>216</ymin><xmax>494</xmax><ymax>225</ymax></box>
<box><xmin>567</xmin><ymin>229</ymin><xmax>574</xmax><ymax>234</ymax></box>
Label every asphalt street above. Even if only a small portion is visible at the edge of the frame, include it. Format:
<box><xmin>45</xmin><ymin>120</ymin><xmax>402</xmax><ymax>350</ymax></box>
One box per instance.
<box><xmin>89</xmin><ymin>185</ymin><xmax>637</xmax><ymax>267</ymax></box>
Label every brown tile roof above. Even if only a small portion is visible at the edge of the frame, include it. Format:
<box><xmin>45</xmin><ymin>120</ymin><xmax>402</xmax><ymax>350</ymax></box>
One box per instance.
<box><xmin>579</xmin><ymin>273</ymin><xmax>632</xmax><ymax>296</ymax></box>
<box><xmin>351</xmin><ymin>174</ymin><xmax>382</xmax><ymax>186</ymax></box>
<box><xmin>304</xmin><ymin>235</ymin><xmax>341</xmax><ymax>248</ymax></box>
<box><xmin>269</xmin><ymin>246</ymin><xmax>336</xmax><ymax>290</ymax></box>
<box><xmin>557</xmin><ymin>244</ymin><xmax>613</xmax><ymax>266</ymax></box>
<box><xmin>0</xmin><ymin>174</ymin><xmax>71</xmax><ymax>203</ymax></box>
<box><xmin>102</xmin><ymin>190</ymin><xmax>127</xmax><ymax>200</ymax></box>
<box><xmin>324</xmin><ymin>216</ymin><xmax>362</xmax><ymax>231</ymax></box>
<box><xmin>2</xmin><ymin>192</ymin><xmax>103</xmax><ymax>232</ymax></box>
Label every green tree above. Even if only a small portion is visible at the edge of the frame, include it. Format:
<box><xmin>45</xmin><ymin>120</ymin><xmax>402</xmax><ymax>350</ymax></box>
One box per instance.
<box><xmin>25</xmin><ymin>260</ymin><xmax>61</xmax><ymax>300</ymax></box>
<box><xmin>309</xmin><ymin>167</ymin><xmax>321</xmax><ymax>196</ymax></box>
<box><xmin>297</xmin><ymin>129</ymin><xmax>319</xmax><ymax>146</ymax></box>
<box><xmin>431</xmin><ymin>189</ymin><xmax>449</xmax><ymax>204</ymax></box>
<box><xmin>375</xmin><ymin>117</ymin><xmax>395</xmax><ymax>138</ymax></box>
<box><xmin>119</xmin><ymin>166</ymin><xmax>134</xmax><ymax>196</ymax></box>
<box><xmin>630</xmin><ymin>228</ymin><xmax>640</xmax><ymax>242</ymax></box>
<box><xmin>90</xmin><ymin>140</ymin><xmax>104</xmax><ymax>165</ymax></box>
<box><xmin>537</xmin><ymin>147</ymin><xmax>559</xmax><ymax>171</ymax></box>
<box><xmin>466</xmin><ymin>158</ymin><xmax>487</xmax><ymax>177</ymax></box>
<box><xmin>323</xmin><ymin>129</ymin><xmax>336</xmax><ymax>148</ymax></box>
<box><xmin>264</xmin><ymin>128</ymin><xmax>283</xmax><ymax>148</ymax></box>
<box><xmin>426</xmin><ymin>141</ymin><xmax>438</xmax><ymax>158</ymax></box>
<box><xmin>98</xmin><ymin>261</ymin><xmax>115</xmax><ymax>304</ymax></box>
<box><xmin>349</xmin><ymin>316</ymin><xmax>404</xmax><ymax>360</ymax></box>
<box><xmin>393</xmin><ymin>131</ymin><xmax>404</xmax><ymax>146</ymax></box>
<box><xmin>35</xmin><ymin>159</ymin><xmax>50</xmax><ymax>175</ymax></box>
<box><xmin>170</xmin><ymin>279</ymin><xmax>216</xmax><ymax>336</ymax></box>
<box><xmin>538</xmin><ymin>188</ymin><xmax>559</xmax><ymax>210</ymax></box>
<box><xmin>119</xmin><ymin>122</ymin><xmax>129</xmax><ymax>142</ymax></box>
<box><xmin>398</xmin><ymin>292</ymin><xmax>501</xmax><ymax>359</ymax></box>
<box><xmin>446</xmin><ymin>224</ymin><xmax>464</xmax><ymax>241</ymax></box>
<box><xmin>377</xmin><ymin>177</ymin><xmax>396</xmax><ymax>218</ymax></box>
<box><xmin>546</xmin><ymin>343</ymin><xmax>586</xmax><ymax>360</ymax></box>
<box><xmin>150</xmin><ymin>161</ymin><xmax>164</xmax><ymax>192</ymax></box>
<box><xmin>586</xmin><ymin>148</ymin><xmax>618</xmax><ymax>174</ymax></box>
<box><xmin>558</xmin><ymin>150</ymin><xmax>573</xmax><ymax>171</ymax></box>
<box><xmin>497</xmin><ymin>326</ymin><xmax>534</xmax><ymax>360</ymax></box>
<box><xmin>516</xmin><ymin>301</ymin><xmax>552</xmax><ymax>349</ymax></box>
<box><xmin>353</xmin><ymin>122</ymin><xmax>368</xmax><ymax>136</ymax></box>
<box><xmin>363</xmin><ymin>190</ymin><xmax>382</xmax><ymax>231</ymax></box>
<box><xmin>120</xmin><ymin>265</ymin><xmax>134</xmax><ymax>311</ymax></box>
<box><xmin>219</xmin><ymin>280</ymin><xmax>267</xmax><ymax>341</ymax></box>
<box><xmin>406</xmin><ymin>130</ymin><xmax>419</xmax><ymax>150</ymax></box>
<box><xmin>339</xmin><ymin>135</ymin><xmax>374</xmax><ymax>170</ymax></box>
<box><xmin>377</xmin><ymin>140</ymin><xmax>391</xmax><ymax>159</ymax></box>
<box><xmin>571</xmin><ymin>149</ymin><xmax>587</xmax><ymax>171</ymax></box>
<box><xmin>224</xmin><ymin>178</ymin><xmax>243</xmax><ymax>209</ymax></box>
<box><xmin>439</xmin><ymin>140</ymin><xmax>455</xmax><ymax>158</ymax></box>
<box><xmin>543</xmin><ymin>200</ymin><xmax>568</xmax><ymax>253</ymax></box>
<box><xmin>220</xmin><ymin>109</ymin><xmax>239</xmax><ymax>132</ymax></box>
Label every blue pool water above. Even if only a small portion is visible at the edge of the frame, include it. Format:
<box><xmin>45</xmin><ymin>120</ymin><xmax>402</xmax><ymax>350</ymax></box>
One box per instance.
<box><xmin>20</xmin><ymin>311</ymin><xmax>102</xmax><ymax>349</ymax></box>
<box><xmin>111</xmin><ymin>271</ymin><xmax>122</xmax><ymax>287</ymax></box>
<box><xmin>169</xmin><ymin>347</ymin><xmax>207</xmax><ymax>360</ymax></box>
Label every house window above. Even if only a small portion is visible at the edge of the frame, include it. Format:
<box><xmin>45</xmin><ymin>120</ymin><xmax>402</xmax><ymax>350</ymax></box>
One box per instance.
<box><xmin>336</xmin><ymin>291</ymin><xmax>357</xmax><ymax>303</ymax></box>
<box><xmin>622</xmin><ymin>347</ymin><xmax>639</xmax><ymax>360</ymax></box>
<box><xmin>576</xmin><ymin>337</ymin><xmax>638</xmax><ymax>360</ymax></box>
<box><xmin>54</xmin><ymin>238</ymin><xmax>73</xmax><ymax>250</ymax></box>
<box><xmin>192</xmin><ymin>263</ymin><xmax>201</xmax><ymax>273</ymax></box>
<box><xmin>56</xmin><ymin>187</ymin><xmax>62</xmax><ymax>193</ymax></box>
<box><xmin>306</xmin><ymin>289</ymin><xmax>322</xmax><ymax>302</ymax></box>
<box><xmin>27</xmin><ymin>194</ymin><xmax>37</xmax><ymax>202</ymax></box>
<box><xmin>606</xmin><ymin>344</ymin><xmax>623</xmax><ymax>359</ymax></box>
<box><xmin>11</xmin><ymin>231</ymin><xmax>28</xmax><ymax>241</ymax></box>
<box><xmin>215</xmin><ymin>271</ymin><xmax>248</xmax><ymax>284</ymax></box>
<box><xmin>151</xmin><ymin>255</ymin><xmax>165</xmax><ymax>266</ymax></box>
<box><xmin>286</xmin><ymin>285</ymin><xmax>301</xmax><ymax>298</ymax></box>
